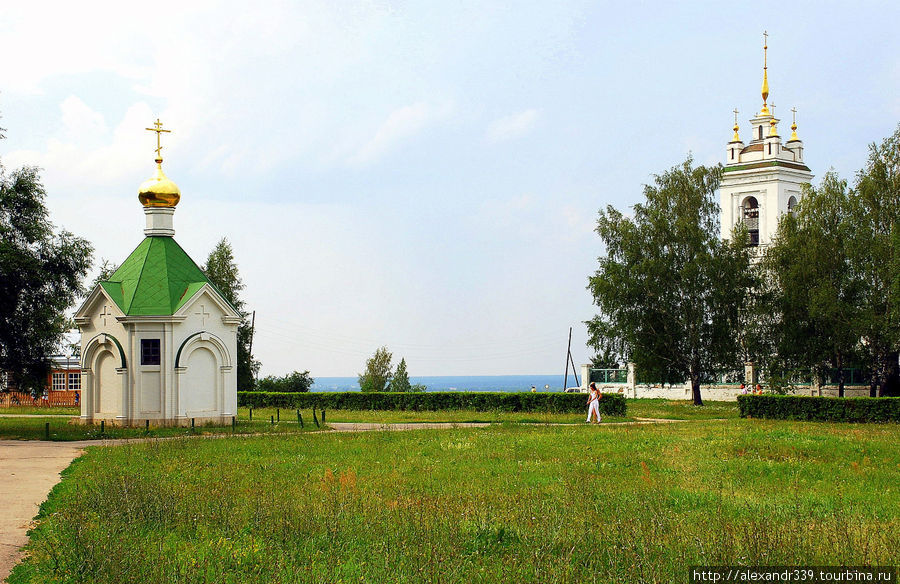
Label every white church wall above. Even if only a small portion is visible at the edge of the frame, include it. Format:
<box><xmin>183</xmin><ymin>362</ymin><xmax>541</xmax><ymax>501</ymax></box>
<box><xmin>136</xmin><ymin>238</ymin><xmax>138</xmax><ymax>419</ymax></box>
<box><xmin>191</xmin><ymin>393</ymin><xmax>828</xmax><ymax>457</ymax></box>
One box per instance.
<box><xmin>181</xmin><ymin>347</ymin><xmax>219</xmax><ymax>414</ymax></box>
<box><xmin>173</xmin><ymin>289</ymin><xmax>239</xmax><ymax>419</ymax></box>
<box><xmin>96</xmin><ymin>351</ymin><xmax>121</xmax><ymax>414</ymax></box>
<box><xmin>132</xmin><ymin>323</ymin><xmax>167</xmax><ymax>420</ymax></box>
<box><xmin>139</xmin><ymin>370</ymin><xmax>163</xmax><ymax>414</ymax></box>
<box><xmin>77</xmin><ymin>289</ymin><xmax>131</xmax><ymax>421</ymax></box>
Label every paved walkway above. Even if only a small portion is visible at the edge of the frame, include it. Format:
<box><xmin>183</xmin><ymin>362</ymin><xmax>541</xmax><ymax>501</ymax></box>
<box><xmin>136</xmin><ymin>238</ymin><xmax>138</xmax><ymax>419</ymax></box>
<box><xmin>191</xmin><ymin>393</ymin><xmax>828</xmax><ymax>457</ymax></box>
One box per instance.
<box><xmin>0</xmin><ymin>439</ymin><xmax>102</xmax><ymax>582</ymax></box>
<box><xmin>0</xmin><ymin>417</ymin><xmax>706</xmax><ymax>581</ymax></box>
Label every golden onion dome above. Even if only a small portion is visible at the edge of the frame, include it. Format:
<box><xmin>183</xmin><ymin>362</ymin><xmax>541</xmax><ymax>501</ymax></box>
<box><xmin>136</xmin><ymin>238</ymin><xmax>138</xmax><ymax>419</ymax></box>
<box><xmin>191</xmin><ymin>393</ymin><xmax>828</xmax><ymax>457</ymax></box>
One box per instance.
<box><xmin>138</xmin><ymin>158</ymin><xmax>181</xmax><ymax>207</ymax></box>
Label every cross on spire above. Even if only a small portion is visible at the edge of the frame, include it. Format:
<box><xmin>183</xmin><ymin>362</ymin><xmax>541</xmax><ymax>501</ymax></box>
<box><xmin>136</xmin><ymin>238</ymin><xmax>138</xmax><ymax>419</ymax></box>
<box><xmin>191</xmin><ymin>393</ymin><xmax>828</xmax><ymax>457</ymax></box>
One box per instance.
<box><xmin>145</xmin><ymin>118</ymin><xmax>172</xmax><ymax>161</ymax></box>
<box><xmin>760</xmin><ymin>31</ymin><xmax>770</xmax><ymax>115</ymax></box>
<box><xmin>733</xmin><ymin>108</ymin><xmax>739</xmax><ymax>125</ymax></box>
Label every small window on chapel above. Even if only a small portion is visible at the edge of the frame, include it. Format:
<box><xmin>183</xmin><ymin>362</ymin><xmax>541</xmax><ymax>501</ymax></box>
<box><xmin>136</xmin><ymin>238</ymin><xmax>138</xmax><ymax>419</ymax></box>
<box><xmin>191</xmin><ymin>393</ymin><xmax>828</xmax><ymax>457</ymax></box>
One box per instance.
<box><xmin>141</xmin><ymin>339</ymin><xmax>161</xmax><ymax>365</ymax></box>
<box><xmin>758</xmin><ymin>126</ymin><xmax>763</xmax><ymax>140</ymax></box>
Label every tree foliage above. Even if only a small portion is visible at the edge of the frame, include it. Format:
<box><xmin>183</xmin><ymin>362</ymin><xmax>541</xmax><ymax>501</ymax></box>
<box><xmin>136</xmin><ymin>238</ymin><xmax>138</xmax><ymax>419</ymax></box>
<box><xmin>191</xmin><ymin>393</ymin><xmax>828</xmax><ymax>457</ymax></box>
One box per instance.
<box><xmin>359</xmin><ymin>346</ymin><xmax>392</xmax><ymax>392</ymax></box>
<box><xmin>586</xmin><ymin>157</ymin><xmax>754</xmax><ymax>405</ymax></box>
<box><xmin>0</xmin><ymin>162</ymin><xmax>92</xmax><ymax>390</ymax></box>
<box><xmin>90</xmin><ymin>259</ymin><xmax>119</xmax><ymax>290</ymax></box>
<box><xmin>391</xmin><ymin>357</ymin><xmax>411</xmax><ymax>392</ymax></box>
<box><xmin>763</xmin><ymin>125</ymin><xmax>900</xmax><ymax>396</ymax></box>
<box><xmin>589</xmin><ymin>348</ymin><xmax>620</xmax><ymax>369</ymax></box>
<box><xmin>256</xmin><ymin>370</ymin><xmax>313</xmax><ymax>393</ymax></box>
<box><xmin>762</xmin><ymin>172</ymin><xmax>859</xmax><ymax>395</ymax></box>
<box><xmin>203</xmin><ymin>238</ymin><xmax>259</xmax><ymax>390</ymax></box>
<box><xmin>846</xmin><ymin>127</ymin><xmax>900</xmax><ymax>396</ymax></box>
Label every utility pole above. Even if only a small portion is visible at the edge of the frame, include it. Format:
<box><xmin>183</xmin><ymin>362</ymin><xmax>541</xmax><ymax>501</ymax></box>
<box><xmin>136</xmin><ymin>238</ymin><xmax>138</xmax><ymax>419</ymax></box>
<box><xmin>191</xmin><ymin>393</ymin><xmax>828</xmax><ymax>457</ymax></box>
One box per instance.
<box><xmin>249</xmin><ymin>310</ymin><xmax>257</xmax><ymax>381</ymax></box>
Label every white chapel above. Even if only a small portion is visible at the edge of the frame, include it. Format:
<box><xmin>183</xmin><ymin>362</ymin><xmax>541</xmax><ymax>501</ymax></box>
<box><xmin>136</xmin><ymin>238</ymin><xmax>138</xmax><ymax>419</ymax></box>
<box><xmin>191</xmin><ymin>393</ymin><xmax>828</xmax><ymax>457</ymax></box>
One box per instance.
<box><xmin>720</xmin><ymin>34</ymin><xmax>813</xmax><ymax>248</ymax></box>
<box><xmin>74</xmin><ymin>121</ymin><xmax>240</xmax><ymax>426</ymax></box>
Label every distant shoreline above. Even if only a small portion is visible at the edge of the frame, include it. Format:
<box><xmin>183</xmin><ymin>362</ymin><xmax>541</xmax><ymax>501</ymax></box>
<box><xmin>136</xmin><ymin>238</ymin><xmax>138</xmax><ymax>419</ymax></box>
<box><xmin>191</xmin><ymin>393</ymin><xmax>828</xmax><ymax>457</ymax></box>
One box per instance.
<box><xmin>310</xmin><ymin>374</ymin><xmax>581</xmax><ymax>393</ymax></box>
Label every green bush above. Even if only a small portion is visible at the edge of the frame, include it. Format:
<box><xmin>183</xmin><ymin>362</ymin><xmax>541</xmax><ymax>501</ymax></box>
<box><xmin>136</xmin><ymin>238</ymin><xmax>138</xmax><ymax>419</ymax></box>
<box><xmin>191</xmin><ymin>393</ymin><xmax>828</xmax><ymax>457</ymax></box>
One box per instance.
<box><xmin>238</xmin><ymin>391</ymin><xmax>627</xmax><ymax>415</ymax></box>
<box><xmin>738</xmin><ymin>394</ymin><xmax>900</xmax><ymax>423</ymax></box>
<box><xmin>255</xmin><ymin>370</ymin><xmax>313</xmax><ymax>393</ymax></box>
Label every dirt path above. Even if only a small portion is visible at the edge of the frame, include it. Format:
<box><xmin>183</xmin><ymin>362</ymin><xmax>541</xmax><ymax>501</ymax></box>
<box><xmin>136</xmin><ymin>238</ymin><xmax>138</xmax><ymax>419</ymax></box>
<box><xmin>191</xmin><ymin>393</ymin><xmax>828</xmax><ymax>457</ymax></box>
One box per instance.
<box><xmin>0</xmin><ymin>417</ymin><xmax>714</xmax><ymax>581</ymax></box>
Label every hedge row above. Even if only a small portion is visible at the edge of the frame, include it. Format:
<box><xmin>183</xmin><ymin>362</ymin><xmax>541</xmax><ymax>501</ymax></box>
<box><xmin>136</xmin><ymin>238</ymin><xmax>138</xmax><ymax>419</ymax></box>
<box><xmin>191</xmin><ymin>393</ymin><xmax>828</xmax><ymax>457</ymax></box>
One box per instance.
<box><xmin>738</xmin><ymin>394</ymin><xmax>900</xmax><ymax>423</ymax></box>
<box><xmin>238</xmin><ymin>391</ymin><xmax>627</xmax><ymax>416</ymax></box>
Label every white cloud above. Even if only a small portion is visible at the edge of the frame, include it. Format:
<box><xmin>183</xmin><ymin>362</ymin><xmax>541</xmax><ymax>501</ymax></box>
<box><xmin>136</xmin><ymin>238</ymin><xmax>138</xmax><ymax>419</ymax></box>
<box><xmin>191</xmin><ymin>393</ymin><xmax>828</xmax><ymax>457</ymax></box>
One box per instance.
<box><xmin>485</xmin><ymin>109</ymin><xmax>539</xmax><ymax>143</ymax></box>
<box><xmin>60</xmin><ymin>96</ymin><xmax>109</xmax><ymax>142</ymax></box>
<box><xmin>4</xmin><ymin>100</ymin><xmax>153</xmax><ymax>191</ymax></box>
<box><xmin>348</xmin><ymin>102</ymin><xmax>453</xmax><ymax>166</ymax></box>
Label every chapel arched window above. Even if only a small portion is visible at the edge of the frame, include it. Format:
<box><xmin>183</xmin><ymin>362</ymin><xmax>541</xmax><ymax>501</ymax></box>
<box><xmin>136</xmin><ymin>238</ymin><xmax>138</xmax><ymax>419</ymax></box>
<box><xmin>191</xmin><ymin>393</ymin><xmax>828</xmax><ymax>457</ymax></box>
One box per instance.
<box><xmin>787</xmin><ymin>196</ymin><xmax>797</xmax><ymax>213</ymax></box>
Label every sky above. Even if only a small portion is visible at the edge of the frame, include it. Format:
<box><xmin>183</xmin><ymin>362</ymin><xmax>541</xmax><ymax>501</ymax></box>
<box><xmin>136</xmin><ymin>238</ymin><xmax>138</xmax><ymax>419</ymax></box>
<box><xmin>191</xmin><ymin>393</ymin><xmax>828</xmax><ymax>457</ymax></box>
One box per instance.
<box><xmin>2</xmin><ymin>1</ymin><xmax>899</xmax><ymax>377</ymax></box>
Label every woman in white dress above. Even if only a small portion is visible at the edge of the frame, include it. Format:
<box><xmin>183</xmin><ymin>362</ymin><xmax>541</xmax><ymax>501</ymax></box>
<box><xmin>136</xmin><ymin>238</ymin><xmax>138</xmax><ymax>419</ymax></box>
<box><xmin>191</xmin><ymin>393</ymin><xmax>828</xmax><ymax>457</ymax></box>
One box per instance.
<box><xmin>586</xmin><ymin>382</ymin><xmax>601</xmax><ymax>424</ymax></box>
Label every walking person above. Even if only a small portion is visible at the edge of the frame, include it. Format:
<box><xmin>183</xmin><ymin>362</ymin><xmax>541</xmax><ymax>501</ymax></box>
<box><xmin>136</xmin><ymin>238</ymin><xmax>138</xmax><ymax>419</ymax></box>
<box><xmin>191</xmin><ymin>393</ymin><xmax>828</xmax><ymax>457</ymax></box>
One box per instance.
<box><xmin>586</xmin><ymin>382</ymin><xmax>602</xmax><ymax>424</ymax></box>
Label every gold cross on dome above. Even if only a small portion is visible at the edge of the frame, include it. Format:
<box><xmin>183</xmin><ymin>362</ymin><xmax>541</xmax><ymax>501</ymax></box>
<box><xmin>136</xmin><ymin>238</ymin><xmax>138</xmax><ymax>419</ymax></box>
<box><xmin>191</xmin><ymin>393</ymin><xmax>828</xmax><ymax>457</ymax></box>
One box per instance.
<box><xmin>145</xmin><ymin>118</ymin><xmax>172</xmax><ymax>159</ymax></box>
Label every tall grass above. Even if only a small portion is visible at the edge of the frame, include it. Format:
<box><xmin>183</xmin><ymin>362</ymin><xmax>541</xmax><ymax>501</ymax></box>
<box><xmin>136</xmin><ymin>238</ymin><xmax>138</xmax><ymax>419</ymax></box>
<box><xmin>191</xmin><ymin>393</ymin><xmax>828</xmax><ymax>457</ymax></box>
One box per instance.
<box><xmin>11</xmin><ymin>419</ymin><xmax>899</xmax><ymax>583</ymax></box>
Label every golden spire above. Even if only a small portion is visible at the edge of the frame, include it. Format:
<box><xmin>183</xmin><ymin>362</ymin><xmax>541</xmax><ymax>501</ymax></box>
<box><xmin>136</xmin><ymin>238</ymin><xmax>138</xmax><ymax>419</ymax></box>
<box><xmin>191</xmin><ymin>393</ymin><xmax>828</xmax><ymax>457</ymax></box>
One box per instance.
<box><xmin>760</xmin><ymin>31</ymin><xmax>770</xmax><ymax>116</ymax></box>
<box><xmin>138</xmin><ymin>119</ymin><xmax>181</xmax><ymax>208</ymax></box>
<box><xmin>790</xmin><ymin>107</ymin><xmax>799</xmax><ymax>140</ymax></box>
<box><xmin>732</xmin><ymin>108</ymin><xmax>741</xmax><ymax>141</ymax></box>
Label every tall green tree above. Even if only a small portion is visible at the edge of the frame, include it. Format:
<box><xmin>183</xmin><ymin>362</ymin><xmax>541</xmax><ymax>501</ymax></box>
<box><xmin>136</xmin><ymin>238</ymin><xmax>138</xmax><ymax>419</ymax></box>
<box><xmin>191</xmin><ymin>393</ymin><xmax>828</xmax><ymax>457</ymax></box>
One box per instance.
<box><xmin>203</xmin><ymin>238</ymin><xmax>259</xmax><ymax>390</ymax></box>
<box><xmin>0</xmin><ymin>160</ymin><xmax>92</xmax><ymax>391</ymax></box>
<box><xmin>586</xmin><ymin>157</ymin><xmax>754</xmax><ymax>405</ymax></box>
<box><xmin>391</xmin><ymin>357</ymin><xmax>411</xmax><ymax>392</ymax></box>
<box><xmin>358</xmin><ymin>346</ymin><xmax>392</xmax><ymax>392</ymax></box>
<box><xmin>763</xmin><ymin>172</ymin><xmax>859</xmax><ymax>395</ymax></box>
<box><xmin>848</xmin><ymin>126</ymin><xmax>900</xmax><ymax>396</ymax></box>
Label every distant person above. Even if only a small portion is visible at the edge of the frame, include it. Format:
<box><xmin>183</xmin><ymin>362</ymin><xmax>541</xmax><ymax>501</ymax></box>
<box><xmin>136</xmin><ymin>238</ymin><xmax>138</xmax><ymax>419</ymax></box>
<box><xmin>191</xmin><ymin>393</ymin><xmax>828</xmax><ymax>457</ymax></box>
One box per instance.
<box><xmin>74</xmin><ymin>392</ymin><xmax>80</xmax><ymax>406</ymax></box>
<box><xmin>586</xmin><ymin>382</ymin><xmax>601</xmax><ymax>424</ymax></box>
<box><xmin>754</xmin><ymin>383</ymin><xmax>763</xmax><ymax>395</ymax></box>
<box><xmin>531</xmin><ymin>385</ymin><xmax>536</xmax><ymax>393</ymax></box>
<box><xmin>740</xmin><ymin>383</ymin><xmax>747</xmax><ymax>395</ymax></box>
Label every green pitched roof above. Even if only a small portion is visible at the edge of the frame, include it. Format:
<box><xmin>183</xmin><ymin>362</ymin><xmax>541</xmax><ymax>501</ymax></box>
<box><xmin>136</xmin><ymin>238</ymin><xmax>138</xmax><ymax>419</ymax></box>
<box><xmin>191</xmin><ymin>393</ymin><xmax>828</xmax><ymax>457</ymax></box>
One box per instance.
<box><xmin>101</xmin><ymin>237</ymin><xmax>213</xmax><ymax>316</ymax></box>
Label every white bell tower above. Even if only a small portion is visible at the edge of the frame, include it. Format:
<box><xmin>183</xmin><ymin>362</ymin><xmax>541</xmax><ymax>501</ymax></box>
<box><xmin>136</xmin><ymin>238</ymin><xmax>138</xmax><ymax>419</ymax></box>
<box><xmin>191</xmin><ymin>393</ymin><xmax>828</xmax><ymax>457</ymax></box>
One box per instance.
<box><xmin>720</xmin><ymin>33</ymin><xmax>813</xmax><ymax>249</ymax></box>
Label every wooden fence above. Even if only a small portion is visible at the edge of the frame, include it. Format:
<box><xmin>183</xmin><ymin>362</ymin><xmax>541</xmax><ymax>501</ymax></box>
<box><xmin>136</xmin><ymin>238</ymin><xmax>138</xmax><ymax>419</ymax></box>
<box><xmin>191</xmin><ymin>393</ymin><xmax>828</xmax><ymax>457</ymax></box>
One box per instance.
<box><xmin>0</xmin><ymin>391</ymin><xmax>80</xmax><ymax>408</ymax></box>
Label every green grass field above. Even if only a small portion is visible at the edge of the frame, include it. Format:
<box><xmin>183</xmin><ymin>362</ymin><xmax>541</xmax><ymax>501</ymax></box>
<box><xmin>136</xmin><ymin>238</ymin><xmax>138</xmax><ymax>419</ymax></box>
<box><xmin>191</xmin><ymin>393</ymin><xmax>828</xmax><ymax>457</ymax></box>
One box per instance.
<box><xmin>0</xmin><ymin>406</ymin><xmax>81</xmax><ymax>415</ymax></box>
<box><xmin>10</xmin><ymin>415</ymin><xmax>899</xmax><ymax>583</ymax></box>
<box><xmin>0</xmin><ymin>398</ymin><xmax>740</xmax><ymax>441</ymax></box>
